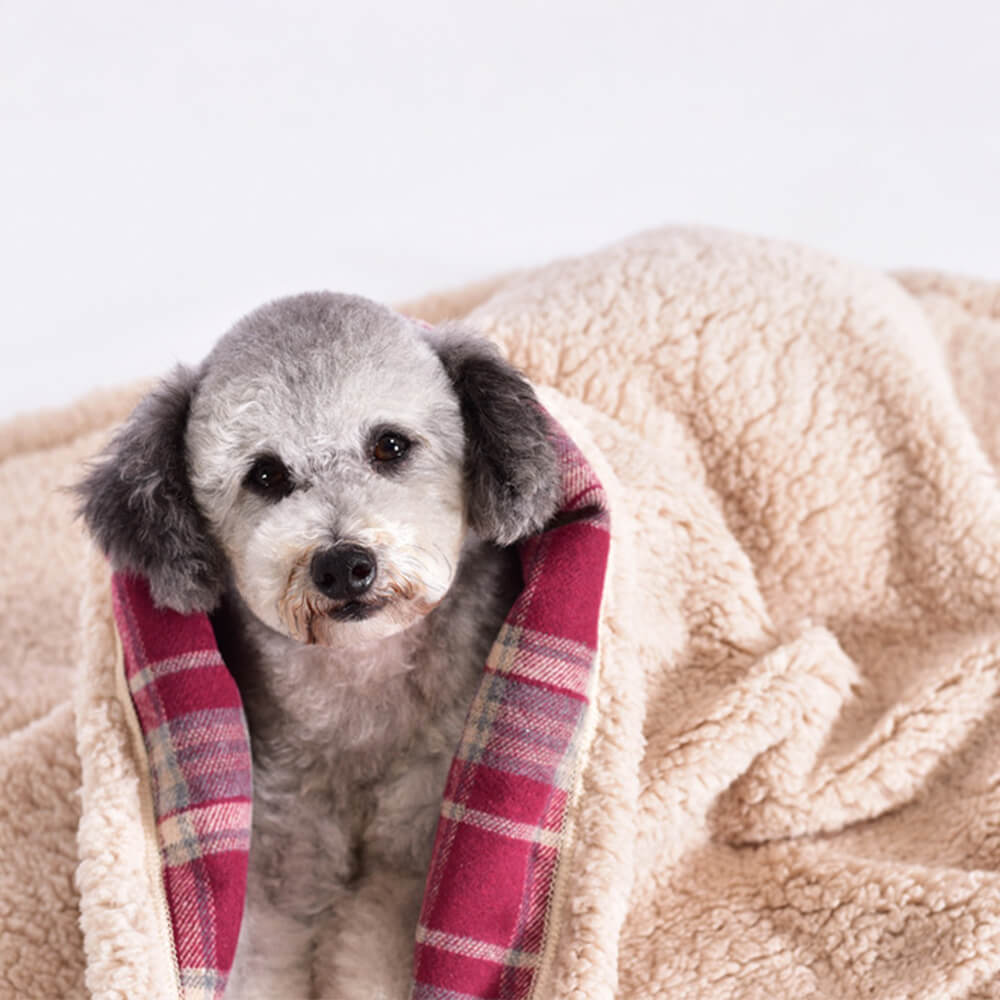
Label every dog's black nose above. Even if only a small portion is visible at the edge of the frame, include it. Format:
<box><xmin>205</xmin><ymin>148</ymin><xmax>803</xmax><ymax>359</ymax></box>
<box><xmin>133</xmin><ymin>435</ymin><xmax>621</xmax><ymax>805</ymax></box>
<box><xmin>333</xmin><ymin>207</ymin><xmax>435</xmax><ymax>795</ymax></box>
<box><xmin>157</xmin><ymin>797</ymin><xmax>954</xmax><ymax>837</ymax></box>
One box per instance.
<box><xmin>310</xmin><ymin>545</ymin><xmax>377</xmax><ymax>600</ymax></box>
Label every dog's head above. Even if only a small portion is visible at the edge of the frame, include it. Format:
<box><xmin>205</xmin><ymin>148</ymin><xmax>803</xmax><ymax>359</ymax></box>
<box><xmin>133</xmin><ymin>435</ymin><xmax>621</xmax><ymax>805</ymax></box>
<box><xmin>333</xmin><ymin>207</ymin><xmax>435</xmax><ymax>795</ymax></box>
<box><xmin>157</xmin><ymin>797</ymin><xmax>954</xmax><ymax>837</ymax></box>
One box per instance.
<box><xmin>77</xmin><ymin>293</ymin><xmax>559</xmax><ymax>647</ymax></box>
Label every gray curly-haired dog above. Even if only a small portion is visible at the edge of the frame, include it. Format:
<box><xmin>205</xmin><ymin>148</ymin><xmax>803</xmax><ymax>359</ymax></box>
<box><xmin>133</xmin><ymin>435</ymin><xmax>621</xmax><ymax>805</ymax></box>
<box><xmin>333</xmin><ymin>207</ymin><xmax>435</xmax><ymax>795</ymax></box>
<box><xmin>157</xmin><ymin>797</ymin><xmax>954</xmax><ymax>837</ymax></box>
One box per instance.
<box><xmin>77</xmin><ymin>293</ymin><xmax>560</xmax><ymax>999</ymax></box>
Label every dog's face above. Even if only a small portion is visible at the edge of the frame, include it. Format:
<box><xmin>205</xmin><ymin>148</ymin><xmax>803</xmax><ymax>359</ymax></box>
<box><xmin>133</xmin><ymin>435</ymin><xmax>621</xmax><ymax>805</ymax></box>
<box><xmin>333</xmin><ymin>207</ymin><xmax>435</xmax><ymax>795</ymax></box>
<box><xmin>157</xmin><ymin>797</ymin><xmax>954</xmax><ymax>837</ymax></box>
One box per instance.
<box><xmin>78</xmin><ymin>293</ymin><xmax>560</xmax><ymax>648</ymax></box>
<box><xmin>187</xmin><ymin>298</ymin><xmax>467</xmax><ymax>646</ymax></box>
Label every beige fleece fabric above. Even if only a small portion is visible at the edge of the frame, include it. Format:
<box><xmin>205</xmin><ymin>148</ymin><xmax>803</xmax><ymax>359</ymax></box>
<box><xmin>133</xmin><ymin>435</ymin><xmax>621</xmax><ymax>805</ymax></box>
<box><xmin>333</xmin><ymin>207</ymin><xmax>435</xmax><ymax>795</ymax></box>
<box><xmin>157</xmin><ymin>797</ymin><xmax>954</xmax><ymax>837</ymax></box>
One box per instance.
<box><xmin>2</xmin><ymin>227</ymin><xmax>999</xmax><ymax>999</ymax></box>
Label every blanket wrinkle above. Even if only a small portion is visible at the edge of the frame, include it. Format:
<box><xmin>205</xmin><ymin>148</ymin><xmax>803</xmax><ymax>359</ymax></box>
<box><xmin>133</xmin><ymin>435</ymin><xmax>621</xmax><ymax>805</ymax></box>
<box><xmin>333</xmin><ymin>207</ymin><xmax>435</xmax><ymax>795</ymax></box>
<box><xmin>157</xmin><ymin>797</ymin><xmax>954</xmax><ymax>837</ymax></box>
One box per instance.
<box><xmin>716</xmin><ymin>627</ymin><xmax>1000</xmax><ymax>844</ymax></box>
<box><xmin>0</xmin><ymin>701</ymin><xmax>85</xmax><ymax>999</ymax></box>
<box><xmin>3</xmin><ymin>225</ymin><xmax>1000</xmax><ymax>998</ymax></box>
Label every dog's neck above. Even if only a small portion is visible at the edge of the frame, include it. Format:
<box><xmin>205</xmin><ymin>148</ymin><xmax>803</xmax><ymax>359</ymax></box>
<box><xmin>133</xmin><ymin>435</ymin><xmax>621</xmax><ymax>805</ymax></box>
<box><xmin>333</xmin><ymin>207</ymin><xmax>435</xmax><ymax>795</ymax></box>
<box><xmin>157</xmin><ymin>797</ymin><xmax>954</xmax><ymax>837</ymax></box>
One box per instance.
<box><xmin>211</xmin><ymin>536</ymin><xmax>520</xmax><ymax>769</ymax></box>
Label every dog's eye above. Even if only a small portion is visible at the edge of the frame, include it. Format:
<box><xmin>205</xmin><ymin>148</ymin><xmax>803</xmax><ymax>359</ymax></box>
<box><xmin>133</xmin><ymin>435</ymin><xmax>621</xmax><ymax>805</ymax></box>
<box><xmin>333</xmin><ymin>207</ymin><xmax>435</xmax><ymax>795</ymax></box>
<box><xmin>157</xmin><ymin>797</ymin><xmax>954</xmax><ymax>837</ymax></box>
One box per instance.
<box><xmin>244</xmin><ymin>455</ymin><xmax>294</xmax><ymax>499</ymax></box>
<box><xmin>372</xmin><ymin>432</ymin><xmax>411</xmax><ymax>464</ymax></box>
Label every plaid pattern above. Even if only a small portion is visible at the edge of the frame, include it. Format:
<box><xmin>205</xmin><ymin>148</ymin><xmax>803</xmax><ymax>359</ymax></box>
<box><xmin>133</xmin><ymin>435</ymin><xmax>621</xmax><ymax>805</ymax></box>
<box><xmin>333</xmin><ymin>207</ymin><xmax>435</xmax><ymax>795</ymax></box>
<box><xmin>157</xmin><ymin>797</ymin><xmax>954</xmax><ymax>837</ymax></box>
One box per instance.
<box><xmin>110</xmin><ymin>414</ymin><xmax>609</xmax><ymax>1000</ymax></box>
<box><xmin>412</xmin><ymin>422</ymin><xmax>611</xmax><ymax>999</ymax></box>
<box><xmin>112</xmin><ymin>573</ymin><xmax>252</xmax><ymax>1000</ymax></box>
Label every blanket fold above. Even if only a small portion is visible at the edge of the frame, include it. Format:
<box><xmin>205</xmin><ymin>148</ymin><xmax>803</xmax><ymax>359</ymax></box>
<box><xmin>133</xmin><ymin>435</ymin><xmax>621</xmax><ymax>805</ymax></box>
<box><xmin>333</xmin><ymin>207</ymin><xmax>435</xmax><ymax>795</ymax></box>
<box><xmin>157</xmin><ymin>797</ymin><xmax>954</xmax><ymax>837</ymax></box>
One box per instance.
<box><xmin>2</xmin><ymin>225</ymin><xmax>1000</xmax><ymax>999</ymax></box>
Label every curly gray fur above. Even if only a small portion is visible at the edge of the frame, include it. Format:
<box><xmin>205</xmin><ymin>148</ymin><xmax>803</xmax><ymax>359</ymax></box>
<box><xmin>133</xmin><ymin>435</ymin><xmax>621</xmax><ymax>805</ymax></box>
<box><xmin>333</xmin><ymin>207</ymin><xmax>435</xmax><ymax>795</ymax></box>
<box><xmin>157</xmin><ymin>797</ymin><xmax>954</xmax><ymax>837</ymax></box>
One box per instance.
<box><xmin>76</xmin><ymin>292</ymin><xmax>559</xmax><ymax>999</ymax></box>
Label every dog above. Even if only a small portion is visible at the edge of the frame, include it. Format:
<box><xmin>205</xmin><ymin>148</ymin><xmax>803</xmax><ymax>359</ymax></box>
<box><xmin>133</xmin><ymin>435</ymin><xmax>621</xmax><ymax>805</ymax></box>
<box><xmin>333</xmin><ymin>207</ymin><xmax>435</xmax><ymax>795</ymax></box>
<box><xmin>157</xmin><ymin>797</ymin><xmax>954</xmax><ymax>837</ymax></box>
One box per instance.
<box><xmin>77</xmin><ymin>292</ymin><xmax>560</xmax><ymax>999</ymax></box>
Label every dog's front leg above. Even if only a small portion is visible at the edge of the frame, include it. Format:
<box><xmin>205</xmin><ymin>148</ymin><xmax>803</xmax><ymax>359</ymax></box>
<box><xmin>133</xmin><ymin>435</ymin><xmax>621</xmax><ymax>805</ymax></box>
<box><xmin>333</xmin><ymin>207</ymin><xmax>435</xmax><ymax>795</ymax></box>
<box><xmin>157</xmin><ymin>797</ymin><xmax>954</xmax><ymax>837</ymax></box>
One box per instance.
<box><xmin>226</xmin><ymin>883</ymin><xmax>316</xmax><ymax>1000</ymax></box>
<box><xmin>311</xmin><ymin>868</ymin><xmax>425</xmax><ymax>1000</ymax></box>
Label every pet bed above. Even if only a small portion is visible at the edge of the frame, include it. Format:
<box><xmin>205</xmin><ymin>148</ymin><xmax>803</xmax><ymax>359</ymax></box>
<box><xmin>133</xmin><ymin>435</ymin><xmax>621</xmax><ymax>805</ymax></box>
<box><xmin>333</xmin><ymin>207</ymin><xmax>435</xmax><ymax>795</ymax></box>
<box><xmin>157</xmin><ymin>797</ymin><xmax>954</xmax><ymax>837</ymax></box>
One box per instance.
<box><xmin>2</xmin><ymin>226</ymin><xmax>1000</xmax><ymax>998</ymax></box>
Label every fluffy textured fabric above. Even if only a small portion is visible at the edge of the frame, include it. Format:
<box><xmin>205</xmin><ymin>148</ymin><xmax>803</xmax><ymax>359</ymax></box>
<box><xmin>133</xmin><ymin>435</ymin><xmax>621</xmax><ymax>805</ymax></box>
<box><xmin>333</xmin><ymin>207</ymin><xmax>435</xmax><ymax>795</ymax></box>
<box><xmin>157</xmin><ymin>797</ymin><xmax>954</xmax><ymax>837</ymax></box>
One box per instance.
<box><xmin>2</xmin><ymin>226</ymin><xmax>1000</xmax><ymax>998</ymax></box>
<box><xmin>99</xmin><ymin>416</ymin><xmax>609</xmax><ymax>1000</ymax></box>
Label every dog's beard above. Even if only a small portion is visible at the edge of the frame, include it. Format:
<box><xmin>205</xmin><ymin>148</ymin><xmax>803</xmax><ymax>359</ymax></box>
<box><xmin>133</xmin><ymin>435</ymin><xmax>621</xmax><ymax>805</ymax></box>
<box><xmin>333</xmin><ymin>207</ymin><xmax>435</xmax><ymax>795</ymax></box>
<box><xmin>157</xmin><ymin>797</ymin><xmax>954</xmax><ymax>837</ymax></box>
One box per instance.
<box><xmin>277</xmin><ymin>551</ymin><xmax>446</xmax><ymax>648</ymax></box>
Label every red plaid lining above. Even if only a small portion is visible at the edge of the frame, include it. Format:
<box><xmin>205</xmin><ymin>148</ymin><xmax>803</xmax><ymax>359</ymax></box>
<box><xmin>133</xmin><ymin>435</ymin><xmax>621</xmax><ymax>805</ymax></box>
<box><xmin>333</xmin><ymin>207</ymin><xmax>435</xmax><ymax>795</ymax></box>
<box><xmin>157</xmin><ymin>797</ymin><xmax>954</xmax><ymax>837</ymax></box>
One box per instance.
<box><xmin>113</xmin><ymin>574</ymin><xmax>252</xmax><ymax>1000</ymax></box>
<box><xmin>412</xmin><ymin>423</ymin><xmax>610</xmax><ymax>999</ymax></box>
<box><xmin>110</xmin><ymin>415</ymin><xmax>609</xmax><ymax>1000</ymax></box>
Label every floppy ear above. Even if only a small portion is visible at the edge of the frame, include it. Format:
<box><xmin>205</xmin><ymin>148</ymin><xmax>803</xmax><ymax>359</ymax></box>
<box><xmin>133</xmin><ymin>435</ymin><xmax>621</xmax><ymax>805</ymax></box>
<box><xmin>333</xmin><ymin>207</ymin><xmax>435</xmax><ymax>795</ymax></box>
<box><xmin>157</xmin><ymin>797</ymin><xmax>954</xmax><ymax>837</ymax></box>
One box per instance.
<box><xmin>430</xmin><ymin>323</ymin><xmax>560</xmax><ymax>546</ymax></box>
<box><xmin>75</xmin><ymin>365</ymin><xmax>227</xmax><ymax>613</ymax></box>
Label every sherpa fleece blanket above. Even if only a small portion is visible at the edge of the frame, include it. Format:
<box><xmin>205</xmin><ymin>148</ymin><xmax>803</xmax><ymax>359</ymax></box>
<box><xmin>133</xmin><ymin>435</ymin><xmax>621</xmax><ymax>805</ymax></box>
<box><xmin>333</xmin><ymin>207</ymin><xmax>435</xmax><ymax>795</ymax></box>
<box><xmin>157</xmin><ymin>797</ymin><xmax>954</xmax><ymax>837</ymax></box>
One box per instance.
<box><xmin>2</xmin><ymin>226</ymin><xmax>1000</xmax><ymax>999</ymax></box>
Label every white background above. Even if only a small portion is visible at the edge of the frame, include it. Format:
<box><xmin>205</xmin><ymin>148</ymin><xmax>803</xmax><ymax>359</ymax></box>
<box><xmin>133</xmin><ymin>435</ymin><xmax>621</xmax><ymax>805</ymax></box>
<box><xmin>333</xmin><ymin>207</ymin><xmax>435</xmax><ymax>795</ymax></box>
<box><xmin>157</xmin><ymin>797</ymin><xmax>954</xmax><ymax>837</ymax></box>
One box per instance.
<box><xmin>2</xmin><ymin>1</ymin><xmax>998</xmax><ymax>422</ymax></box>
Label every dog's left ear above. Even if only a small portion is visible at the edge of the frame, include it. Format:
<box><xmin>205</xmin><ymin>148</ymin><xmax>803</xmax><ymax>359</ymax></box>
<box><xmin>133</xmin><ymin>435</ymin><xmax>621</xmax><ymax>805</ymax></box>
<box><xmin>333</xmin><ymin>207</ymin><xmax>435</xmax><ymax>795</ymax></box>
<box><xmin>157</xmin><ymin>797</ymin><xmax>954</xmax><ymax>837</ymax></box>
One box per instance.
<box><xmin>429</xmin><ymin>323</ymin><xmax>560</xmax><ymax>546</ymax></box>
<box><xmin>74</xmin><ymin>365</ymin><xmax>227</xmax><ymax>613</ymax></box>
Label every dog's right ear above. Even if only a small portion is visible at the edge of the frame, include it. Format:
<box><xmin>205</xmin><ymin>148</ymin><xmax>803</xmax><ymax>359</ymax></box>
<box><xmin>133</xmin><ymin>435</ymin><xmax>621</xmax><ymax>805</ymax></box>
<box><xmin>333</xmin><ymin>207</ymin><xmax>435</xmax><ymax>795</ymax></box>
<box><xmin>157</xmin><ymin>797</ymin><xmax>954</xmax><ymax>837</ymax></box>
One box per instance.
<box><xmin>75</xmin><ymin>365</ymin><xmax>227</xmax><ymax>614</ymax></box>
<box><xmin>428</xmin><ymin>323</ymin><xmax>561</xmax><ymax>546</ymax></box>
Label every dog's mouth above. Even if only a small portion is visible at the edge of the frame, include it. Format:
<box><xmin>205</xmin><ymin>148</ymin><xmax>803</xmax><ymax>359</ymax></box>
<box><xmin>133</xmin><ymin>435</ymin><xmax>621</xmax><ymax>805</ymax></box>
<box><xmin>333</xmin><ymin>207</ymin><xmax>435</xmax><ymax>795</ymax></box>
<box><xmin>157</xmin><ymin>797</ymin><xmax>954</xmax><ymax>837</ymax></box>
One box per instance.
<box><xmin>277</xmin><ymin>552</ymin><xmax>445</xmax><ymax>646</ymax></box>
<box><xmin>326</xmin><ymin>598</ymin><xmax>389</xmax><ymax>622</ymax></box>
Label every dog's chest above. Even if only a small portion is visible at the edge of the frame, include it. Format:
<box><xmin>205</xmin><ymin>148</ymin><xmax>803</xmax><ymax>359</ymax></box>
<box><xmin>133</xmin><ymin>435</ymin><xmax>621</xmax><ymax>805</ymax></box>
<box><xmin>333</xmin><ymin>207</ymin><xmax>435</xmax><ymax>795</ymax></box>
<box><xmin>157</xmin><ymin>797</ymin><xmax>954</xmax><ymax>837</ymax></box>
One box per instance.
<box><xmin>214</xmin><ymin>541</ymin><xmax>518</xmax><ymax>920</ymax></box>
<box><xmin>243</xmin><ymin>638</ymin><xmax>481</xmax><ymax>919</ymax></box>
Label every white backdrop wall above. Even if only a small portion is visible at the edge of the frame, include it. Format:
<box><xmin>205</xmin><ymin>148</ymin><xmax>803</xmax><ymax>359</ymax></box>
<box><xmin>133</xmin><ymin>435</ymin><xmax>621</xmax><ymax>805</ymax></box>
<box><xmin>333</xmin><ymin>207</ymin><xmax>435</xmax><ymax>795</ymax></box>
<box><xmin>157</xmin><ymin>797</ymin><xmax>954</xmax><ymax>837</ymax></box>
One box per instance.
<box><xmin>3</xmin><ymin>0</ymin><xmax>998</xmax><ymax>420</ymax></box>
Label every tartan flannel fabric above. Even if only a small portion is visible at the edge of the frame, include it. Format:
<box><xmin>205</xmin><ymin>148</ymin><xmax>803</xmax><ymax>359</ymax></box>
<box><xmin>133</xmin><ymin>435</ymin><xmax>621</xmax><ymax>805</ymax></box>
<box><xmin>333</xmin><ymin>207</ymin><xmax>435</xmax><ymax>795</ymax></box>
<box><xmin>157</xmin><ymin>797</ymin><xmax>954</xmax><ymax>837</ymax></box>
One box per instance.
<box><xmin>412</xmin><ymin>422</ymin><xmax>610</xmax><ymax>998</ymax></box>
<box><xmin>112</xmin><ymin>573</ymin><xmax>252</xmax><ymax>1000</ymax></box>
<box><xmin>110</xmin><ymin>415</ymin><xmax>609</xmax><ymax>1000</ymax></box>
